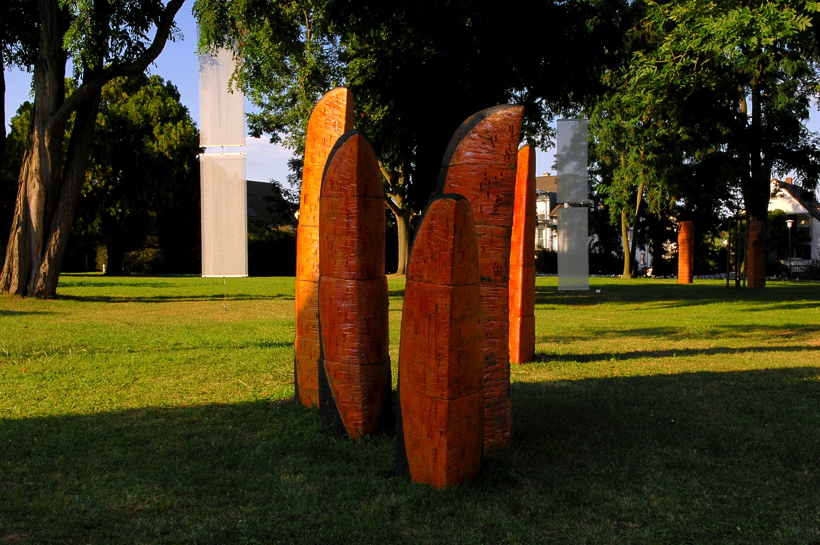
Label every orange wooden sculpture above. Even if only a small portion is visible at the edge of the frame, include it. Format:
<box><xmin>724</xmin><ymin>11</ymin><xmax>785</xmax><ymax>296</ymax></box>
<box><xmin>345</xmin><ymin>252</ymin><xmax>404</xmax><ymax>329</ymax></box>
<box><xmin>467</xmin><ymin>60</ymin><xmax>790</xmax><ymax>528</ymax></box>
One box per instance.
<box><xmin>509</xmin><ymin>145</ymin><xmax>536</xmax><ymax>364</ymax></box>
<box><xmin>294</xmin><ymin>88</ymin><xmax>353</xmax><ymax>408</ymax></box>
<box><xmin>318</xmin><ymin>130</ymin><xmax>391</xmax><ymax>437</ymax></box>
<box><xmin>397</xmin><ymin>194</ymin><xmax>483</xmax><ymax>488</ymax></box>
<box><xmin>677</xmin><ymin>221</ymin><xmax>694</xmax><ymax>284</ymax></box>
<box><xmin>437</xmin><ymin>104</ymin><xmax>524</xmax><ymax>449</ymax></box>
<box><xmin>747</xmin><ymin>221</ymin><xmax>766</xmax><ymax>288</ymax></box>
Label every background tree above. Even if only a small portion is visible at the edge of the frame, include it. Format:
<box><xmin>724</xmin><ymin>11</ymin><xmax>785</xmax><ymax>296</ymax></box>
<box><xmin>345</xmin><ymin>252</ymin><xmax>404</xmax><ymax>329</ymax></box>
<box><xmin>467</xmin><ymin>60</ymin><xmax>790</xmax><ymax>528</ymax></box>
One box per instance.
<box><xmin>0</xmin><ymin>0</ymin><xmax>38</xmax><ymax>170</ymax></box>
<box><xmin>73</xmin><ymin>74</ymin><xmax>200</xmax><ymax>275</ymax></box>
<box><xmin>1</xmin><ymin>0</ymin><xmax>185</xmax><ymax>298</ymax></box>
<box><xmin>1</xmin><ymin>103</ymin><xmax>33</xmax><ymax>269</ymax></box>
<box><xmin>195</xmin><ymin>0</ymin><xmax>633</xmax><ymax>274</ymax></box>
<box><xmin>594</xmin><ymin>0</ymin><xmax>820</xmax><ymax>282</ymax></box>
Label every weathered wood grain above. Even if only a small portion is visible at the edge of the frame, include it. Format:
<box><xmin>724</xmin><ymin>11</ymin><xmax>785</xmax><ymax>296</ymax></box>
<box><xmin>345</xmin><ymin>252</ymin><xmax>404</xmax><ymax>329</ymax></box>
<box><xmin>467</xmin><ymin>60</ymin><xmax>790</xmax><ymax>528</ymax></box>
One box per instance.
<box><xmin>509</xmin><ymin>145</ymin><xmax>536</xmax><ymax>364</ymax></box>
<box><xmin>398</xmin><ymin>194</ymin><xmax>483</xmax><ymax>488</ymax></box>
<box><xmin>438</xmin><ymin>105</ymin><xmax>524</xmax><ymax>450</ymax></box>
<box><xmin>294</xmin><ymin>88</ymin><xmax>353</xmax><ymax>408</ymax></box>
<box><xmin>318</xmin><ymin>130</ymin><xmax>391</xmax><ymax>438</ymax></box>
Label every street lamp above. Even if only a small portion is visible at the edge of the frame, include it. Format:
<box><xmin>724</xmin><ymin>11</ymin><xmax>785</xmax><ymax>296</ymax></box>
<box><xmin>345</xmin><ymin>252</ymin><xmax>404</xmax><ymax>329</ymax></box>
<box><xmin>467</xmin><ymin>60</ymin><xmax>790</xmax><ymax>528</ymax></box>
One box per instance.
<box><xmin>786</xmin><ymin>218</ymin><xmax>794</xmax><ymax>276</ymax></box>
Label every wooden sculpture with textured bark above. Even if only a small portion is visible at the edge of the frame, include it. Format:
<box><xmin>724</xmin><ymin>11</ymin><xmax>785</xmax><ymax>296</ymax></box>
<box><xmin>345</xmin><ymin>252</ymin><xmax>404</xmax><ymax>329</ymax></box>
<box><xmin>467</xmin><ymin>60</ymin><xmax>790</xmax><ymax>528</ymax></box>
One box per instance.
<box><xmin>678</xmin><ymin>221</ymin><xmax>694</xmax><ymax>284</ymax></box>
<box><xmin>318</xmin><ymin>130</ymin><xmax>391</xmax><ymax>437</ymax></box>
<box><xmin>509</xmin><ymin>145</ymin><xmax>536</xmax><ymax>364</ymax></box>
<box><xmin>294</xmin><ymin>88</ymin><xmax>353</xmax><ymax>408</ymax></box>
<box><xmin>396</xmin><ymin>194</ymin><xmax>484</xmax><ymax>488</ymax></box>
<box><xmin>437</xmin><ymin>104</ymin><xmax>524</xmax><ymax>449</ymax></box>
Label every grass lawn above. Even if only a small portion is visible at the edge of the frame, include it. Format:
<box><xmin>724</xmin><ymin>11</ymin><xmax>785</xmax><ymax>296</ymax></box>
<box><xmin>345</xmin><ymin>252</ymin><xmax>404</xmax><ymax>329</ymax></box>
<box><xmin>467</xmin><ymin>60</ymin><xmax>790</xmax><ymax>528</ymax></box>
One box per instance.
<box><xmin>1</xmin><ymin>274</ymin><xmax>818</xmax><ymax>544</ymax></box>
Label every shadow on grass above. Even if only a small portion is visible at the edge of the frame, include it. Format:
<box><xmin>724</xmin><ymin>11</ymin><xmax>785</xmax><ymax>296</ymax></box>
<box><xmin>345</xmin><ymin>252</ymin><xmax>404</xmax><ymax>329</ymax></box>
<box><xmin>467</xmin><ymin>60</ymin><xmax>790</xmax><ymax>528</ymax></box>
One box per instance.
<box><xmin>538</xmin><ymin>323</ymin><xmax>820</xmax><ymax>345</ymax></box>
<box><xmin>534</xmin><ymin>344</ymin><xmax>820</xmax><ymax>363</ymax></box>
<box><xmin>2</xmin><ymin>369</ymin><xmax>818</xmax><ymax>544</ymax></box>
<box><xmin>57</xmin><ymin>293</ymin><xmax>294</xmax><ymax>304</ymax></box>
<box><xmin>534</xmin><ymin>281</ymin><xmax>820</xmax><ymax>309</ymax></box>
<box><xmin>0</xmin><ymin>310</ymin><xmax>55</xmax><ymax>318</ymax></box>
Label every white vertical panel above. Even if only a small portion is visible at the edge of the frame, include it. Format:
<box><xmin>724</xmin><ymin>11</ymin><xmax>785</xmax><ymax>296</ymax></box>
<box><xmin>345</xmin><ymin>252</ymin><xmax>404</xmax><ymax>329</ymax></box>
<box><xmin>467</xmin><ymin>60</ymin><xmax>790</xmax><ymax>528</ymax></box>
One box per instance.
<box><xmin>199</xmin><ymin>48</ymin><xmax>246</xmax><ymax>146</ymax></box>
<box><xmin>556</xmin><ymin>119</ymin><xmax>589</xmax><ymax>290</ymax></box>
<box><xmin>201</xmin><ymin>155</ymin><xmax>248</xmax><ymax>277</ymax></box>
<box><xmin>556</xmin><ymin>119</ymin><xmax>589</xmax><ymax>203</ymax></box>
<box><xmin>557</xmin><ymin>207</ymin><xmax>589</xmax><ymax>290</ymax></box>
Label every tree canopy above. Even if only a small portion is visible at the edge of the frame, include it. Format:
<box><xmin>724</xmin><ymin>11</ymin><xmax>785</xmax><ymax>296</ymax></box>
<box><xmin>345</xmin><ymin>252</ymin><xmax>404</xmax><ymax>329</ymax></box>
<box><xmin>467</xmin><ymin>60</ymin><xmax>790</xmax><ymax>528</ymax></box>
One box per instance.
<box><xmin>194</xmin><ymin>0</ymin><xmax>633</xmax><ymax>273</ymax></box>
<box><xmin>588</xmin><ymin>0</ymin><xmax>820</xmax><ymax>278</ymax></box>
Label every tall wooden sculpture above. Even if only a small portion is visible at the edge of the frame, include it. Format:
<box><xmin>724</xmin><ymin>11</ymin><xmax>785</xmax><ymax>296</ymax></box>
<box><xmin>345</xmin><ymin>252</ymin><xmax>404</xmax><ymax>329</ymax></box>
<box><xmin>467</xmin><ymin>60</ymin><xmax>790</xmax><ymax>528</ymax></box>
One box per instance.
<box><xmin>294</xmin><ymin>88</ymin><xmax>353</xmax><ymax>407</ymax></box>
<box><xmin>318</xmin><ymin>130</ymin><xmax>391</xmax><ymax>437</ymax></box>
<box><xmin>437</xmin><ymin>105</ymin><xmax>524</xmax><ymax>449</ymax></box>
<box><xmin>509</xmin><ymin>146</ymin><xmax>536</xmax><ymax>364</ymax></box>
<box><xmin>747</xmin><ymin>221</ymin><xmax>766</xmax><ymax>288</ymax></box>
<box><xmin>678</xmin><ymin>221</ymin><xmax>694</xmax><ymax>284</ymax></box>
<box><xmin>397</xmin><ymin>194</ymin><xmax>483</xmax><ymax>488</ymax></box>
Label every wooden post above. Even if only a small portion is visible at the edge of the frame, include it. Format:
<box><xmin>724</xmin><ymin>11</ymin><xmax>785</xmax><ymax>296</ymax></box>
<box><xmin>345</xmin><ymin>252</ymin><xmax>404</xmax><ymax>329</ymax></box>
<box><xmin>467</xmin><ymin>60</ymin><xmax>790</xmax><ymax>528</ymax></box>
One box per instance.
<box><xmin>318</xmin><ymin>130</ymin><xmax>391</xmax><ymax>437</ymax></box>
<box><xmin>437</xmin><ymin>105</ymin><xmax>524</xmax><ymax>449</ymax></box>
<box><xmin>747</xmin><ymin>221</ymin><xmax>766</xmax><ymax>289</ymax></box>
<box><xmin>294</xmin><ymin>88</ymin><xmax>353</xmax><ymax>408</ymax></box>
<box><xmin>509</xmin><ymin>146</ymin><xmax>536</xmax><ymax>364</ymax></box>
<box><xmin>677</xmin><ymin>221</ymin><xmax>694</xmax><ymax>284</ymax></box>
<box><xmin>397</xmin><ymin>194</ymin><xmax>483</xmax><ymax>488</ymax></box>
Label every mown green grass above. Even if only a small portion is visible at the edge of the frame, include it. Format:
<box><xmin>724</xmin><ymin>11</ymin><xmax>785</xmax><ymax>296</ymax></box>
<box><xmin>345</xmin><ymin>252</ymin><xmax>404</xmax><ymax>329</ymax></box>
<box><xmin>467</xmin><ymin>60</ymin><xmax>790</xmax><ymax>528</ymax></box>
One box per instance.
<box><xmin>1</xmin><ymin>274</ymin><xmax>818</xmax><ymax>544</ymax></box>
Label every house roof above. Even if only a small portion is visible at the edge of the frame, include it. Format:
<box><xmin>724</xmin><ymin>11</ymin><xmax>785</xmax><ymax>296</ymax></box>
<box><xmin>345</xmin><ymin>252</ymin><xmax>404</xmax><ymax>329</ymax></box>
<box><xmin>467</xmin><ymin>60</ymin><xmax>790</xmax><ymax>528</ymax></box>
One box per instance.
<box><xmin>776</xmin><ymin>180</ymin><xmax>820</xmax><ymax>222</ymax></box>
<box><xmin>535</xmin><ymin>175</ymin><xmax>557</xmax><ymax>193</ymax></box>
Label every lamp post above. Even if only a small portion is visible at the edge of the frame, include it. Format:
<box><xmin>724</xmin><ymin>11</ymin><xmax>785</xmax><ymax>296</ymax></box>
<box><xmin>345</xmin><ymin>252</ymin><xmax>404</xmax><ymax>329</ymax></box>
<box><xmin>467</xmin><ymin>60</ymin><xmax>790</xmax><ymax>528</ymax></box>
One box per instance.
<box><xmin>786</xmin><ymin>219</ymin><xmax>794</xmax><ymax>277</ymax></box>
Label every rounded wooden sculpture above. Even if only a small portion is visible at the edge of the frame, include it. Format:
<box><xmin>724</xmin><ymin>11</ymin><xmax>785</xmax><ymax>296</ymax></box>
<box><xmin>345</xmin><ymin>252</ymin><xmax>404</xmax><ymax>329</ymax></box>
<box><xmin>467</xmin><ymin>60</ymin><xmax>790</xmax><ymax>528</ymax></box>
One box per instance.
<box><xmin>747</xmin><ymin>221</ymin><xmax>766</xmax><ymax>289</ymax></box>
<box><xmin>397</xmin><ymin>194</ymin><xmax>483</xmax><ymax>488</ymax></box>
<box><xmin>318</xmin><ymin>130</ymin><xmax>391</xmax><ymax>437</ymax></box>
<box><xmin>295</xmin><ymin>88</ymin><xmax>353</xmax><ymax>408</ymax></box>
<box><xmin>509</xmin><ymin>145</ymin><xmax>536</xmax><ymax>364</ymax></box>
<box><xmin>437</xmin><ymin>104</ymin><xmax>524</xmax><ymax>449</ymax></box>
<box><xmin>678</xmin><ymin>221</ymin><xmax>694</xmax><ymax>284</ymax></box>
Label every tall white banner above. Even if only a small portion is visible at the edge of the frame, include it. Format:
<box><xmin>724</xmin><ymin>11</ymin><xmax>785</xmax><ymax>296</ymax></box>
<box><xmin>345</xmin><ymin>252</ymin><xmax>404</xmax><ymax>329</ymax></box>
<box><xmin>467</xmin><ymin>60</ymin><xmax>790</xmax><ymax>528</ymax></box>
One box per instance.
<box><xmin>556</xmin><ymin>119</ymin><xmax>589</xmax><ymax>291</ymax></box>
<box><xmin>200</xmin><ymin>154</ymin><xmax>248</xmax><ymax>277</ymax></box>
<box><xmin>199</xmin><ymin>47</ymin><xmax>246</xmax><ymax>147</ymax></box>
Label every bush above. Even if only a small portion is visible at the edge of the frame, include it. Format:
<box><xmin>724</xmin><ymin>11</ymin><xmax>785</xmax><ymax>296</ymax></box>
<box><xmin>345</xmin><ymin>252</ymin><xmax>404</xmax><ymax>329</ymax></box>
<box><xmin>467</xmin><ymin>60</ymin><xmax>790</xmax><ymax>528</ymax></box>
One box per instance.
<box><xmin>248</xmin><ymin>225</ymin><xmax>297</xmax><ymax>276</ymax></box>
<box><xmin>535</xmin><ymin>249</ymin><xmax>557</xmax><ymax>274</ymax></box>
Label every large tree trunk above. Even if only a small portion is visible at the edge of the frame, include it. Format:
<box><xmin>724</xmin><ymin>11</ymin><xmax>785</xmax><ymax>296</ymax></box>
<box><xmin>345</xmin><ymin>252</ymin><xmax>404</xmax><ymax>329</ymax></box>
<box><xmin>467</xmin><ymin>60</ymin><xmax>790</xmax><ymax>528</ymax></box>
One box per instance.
<box><xmin>0</xmin><ymin>0</ymin><xmax>67</xmax><ymax>296</ymax></box>
<box><xmin>393</xmin><ymin>208</ymin><xmax>411</xmax><ymax>275</ymax></box>
<box><xmin>381</xmin><ymin>162</ymin><xmax>412</xmax><ymax>275</ymax></box>
<box><xmin>621</xmin><ymin>209</ymin><xmax>632</xmax><ymax>279</ymax></box>
<box><xmin>621</xmin><ymin>181</ymin><xmax>644</xmax><ymax>279</ymax></box>
<box><xmin>743</xmin><ymin>77</ymin><xmax>768</xmax><ymax>289</ymax></box>
<box><xmin>0</xmin><ymin>0</ymin><xmax>183</xmax><ymax>297</ymax></box>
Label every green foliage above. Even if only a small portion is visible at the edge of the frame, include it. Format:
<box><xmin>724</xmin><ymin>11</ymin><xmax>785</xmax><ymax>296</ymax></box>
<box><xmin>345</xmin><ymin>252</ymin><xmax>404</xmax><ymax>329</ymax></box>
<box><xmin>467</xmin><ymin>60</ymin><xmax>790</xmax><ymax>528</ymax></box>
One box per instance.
<box><xmin>73</xmin><ymin>74</ymin><xmax>201</xmax><ymax>275</ymax></box>
<box><xmin>247</xmin><ymin>225</ymin><xmax>297</xmax><ymax>276</ymax></box>
<box><xmin>535</xmin><ymin>249</ymin><xmax>557</xmax><ymax>275</ymax></box>
<box><xmin>195</xmin><ymin>0</ymin><xmax>632</xmax><ymax>205</ymax></box>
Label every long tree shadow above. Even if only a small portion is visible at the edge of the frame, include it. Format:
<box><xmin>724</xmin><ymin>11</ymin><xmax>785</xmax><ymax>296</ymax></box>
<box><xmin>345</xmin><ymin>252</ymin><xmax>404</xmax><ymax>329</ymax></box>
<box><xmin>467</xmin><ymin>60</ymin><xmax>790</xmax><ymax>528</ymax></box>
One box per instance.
<box><xmin>2</xmin><ymin>368</ymin><xmax>818</xmax><ymax>544</ymax></box>
<box><xmin>534</xmin><ymin>344</ymin><xmax>820</xmax><ymax>363</ymax></box>
<box><xmin>57</xmin><ymin>293</ymin><xmax>294</xmax><ymax>303</ymax></box>
<box><xmin>535</xmin><ymin>282</ymin><xmax>820</xmax><ymax>309</ymax></box>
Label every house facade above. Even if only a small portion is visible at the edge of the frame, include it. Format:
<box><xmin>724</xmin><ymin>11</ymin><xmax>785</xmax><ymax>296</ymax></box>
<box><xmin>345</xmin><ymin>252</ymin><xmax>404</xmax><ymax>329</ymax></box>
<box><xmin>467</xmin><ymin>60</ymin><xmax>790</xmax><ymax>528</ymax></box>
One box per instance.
<box><xmin>534</xmin><ymin>174</ymin><xmax>558</xmax><ymax>251</ymax></box>
<box><xmin>769</xmin><ymin>178</ymin><xmax>820</xmax><ymax>271</ymax></box>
